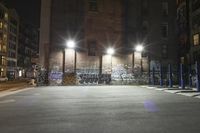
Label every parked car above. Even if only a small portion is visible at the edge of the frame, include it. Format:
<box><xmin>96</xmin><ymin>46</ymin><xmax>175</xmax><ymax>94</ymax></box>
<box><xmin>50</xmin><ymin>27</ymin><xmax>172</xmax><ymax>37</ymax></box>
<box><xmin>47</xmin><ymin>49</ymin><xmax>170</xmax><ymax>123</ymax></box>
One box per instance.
<box><xmin>0</xmin><ymin>76</ymin><xmax>8</xmax><ymax>82</ymax></box>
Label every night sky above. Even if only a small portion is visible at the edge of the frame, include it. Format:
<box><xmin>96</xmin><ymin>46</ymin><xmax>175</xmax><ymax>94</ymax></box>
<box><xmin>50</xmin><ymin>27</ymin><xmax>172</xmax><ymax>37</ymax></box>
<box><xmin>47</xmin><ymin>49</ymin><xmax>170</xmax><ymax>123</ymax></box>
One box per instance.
<box><xmin>0</xmin><ymin>0</ymin><xmax>41</xmax><ymax>28</ymax></box>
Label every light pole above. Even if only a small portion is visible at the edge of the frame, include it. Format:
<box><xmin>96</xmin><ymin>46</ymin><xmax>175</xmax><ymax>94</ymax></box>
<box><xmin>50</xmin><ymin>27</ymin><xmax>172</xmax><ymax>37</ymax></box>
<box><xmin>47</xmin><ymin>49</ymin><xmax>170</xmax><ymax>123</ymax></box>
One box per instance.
<box><xmin>135</xmin><ymin>44</ymin><xmax>144</xmax><ymax>73</ymax></box>
<box><xmin>107</xmin><ymin>48</ymin><xmax>115</xmax><ymax>74</ymax></box>
<box><xmin>63</xmin><ymin>40</ymin><xmax>76</xmax><ymax>75</ymax></box>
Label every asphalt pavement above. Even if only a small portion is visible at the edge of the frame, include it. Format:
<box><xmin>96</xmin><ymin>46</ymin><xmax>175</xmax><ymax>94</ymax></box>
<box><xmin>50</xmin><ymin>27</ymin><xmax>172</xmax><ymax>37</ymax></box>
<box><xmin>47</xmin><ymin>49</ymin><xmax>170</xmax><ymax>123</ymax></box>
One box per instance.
<box><xmin>0</xmin><ymin>85</ymin><xmax>200</xmax><ymax>133</ymax></box>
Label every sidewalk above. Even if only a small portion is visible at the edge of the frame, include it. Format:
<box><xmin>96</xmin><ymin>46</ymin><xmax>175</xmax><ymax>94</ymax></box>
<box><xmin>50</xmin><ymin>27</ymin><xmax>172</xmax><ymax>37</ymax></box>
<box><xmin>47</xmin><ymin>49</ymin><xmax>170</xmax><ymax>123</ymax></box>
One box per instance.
<box><xmin>0</xmin><ymin>80</ymin><xmax>35</xmax><ymax>92</ymax></box>
<box><xmin>141</xmin><ymin>85</ymin><xmax>200</xmax><ymax>99</ymax></box>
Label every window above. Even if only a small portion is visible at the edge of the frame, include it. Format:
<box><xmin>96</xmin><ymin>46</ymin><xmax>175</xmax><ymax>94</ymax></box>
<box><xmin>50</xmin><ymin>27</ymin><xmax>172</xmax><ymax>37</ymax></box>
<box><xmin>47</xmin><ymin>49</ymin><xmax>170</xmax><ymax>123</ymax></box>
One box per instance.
<box><xmin>162</xmin><ymin>44</ymin><xmax>168</xmax><ymax>58</ymax></box>
<box><xmin>0</xmin><ymin>22</ymin><xmax>2</xmax><ymax>29</ymax></box>
<box><xmin>8</xmin><ymin>51</ymin><xmax>16</xmax><ymax>58</ymax></box>
<box><xmin>142</xmin><ymin>0</ymin><xmax>148</xmax><ymax>16</ymax></box>
<box><xmin>162</xmin><ymin>2</ymin><xmax>168</xmax><ymax>16</ymax></box>
<box><xmin>7</xmin><ymin>60</ymin><xmax>16</xmax><ymax>67</ymax></box>
<box><xmin>193</xmin><ymin>34</ymin><xmax>199</xmax><ymax>46</ymax></box>
<box><xmin>0</xmin><ymin>9</ymin><xmax>4</xmax><ymax>19</ymax></box>
<box><xmin>88</xmin><ymin>40</ymin><xmax>96</xmax><ymax>56</ymax></box>
<box><xmin>161</xmin><ymin>23</ymin><xmax>168</xmax><ymax>38</ymax></box>
<box><xmin>0</xmin><ymin>56</ymin><xmax>6</xmax><ymax>65</ymax></box>
<box><xmin>4</xmin><ymin>13</ymin><xmax>8</xmax><ymax>21</ymax></box>
<box><xmin>89</xmin><ymin>0</ymin><xmax>98</xmax><ymax>11</ymax></box>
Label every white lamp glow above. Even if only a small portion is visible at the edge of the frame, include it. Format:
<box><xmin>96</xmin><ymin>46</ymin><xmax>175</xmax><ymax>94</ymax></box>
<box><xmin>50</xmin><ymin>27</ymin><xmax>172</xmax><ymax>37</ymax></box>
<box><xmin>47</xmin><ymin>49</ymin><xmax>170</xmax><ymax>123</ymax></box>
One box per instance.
<box><xmin>66</xmin><ymin>40</ymin><xmax>76</xmax><ymax>49</ymax></box>
<box><xmin>135</xmin><ymin>45</ymin><xmax>144</xmax><ymax>52</ymax></box>
<box><xmin>107</xmin><ymin>48</ymin><xmax>115</xmax><ymax>55</ymax></box>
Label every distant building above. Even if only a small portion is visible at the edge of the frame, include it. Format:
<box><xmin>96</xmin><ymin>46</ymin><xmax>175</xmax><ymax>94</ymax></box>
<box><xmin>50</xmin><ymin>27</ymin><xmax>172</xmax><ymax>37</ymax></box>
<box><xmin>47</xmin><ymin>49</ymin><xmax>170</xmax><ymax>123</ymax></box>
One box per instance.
<box><xmin>0</xmin><ymin>3</ymin><xmax>8</xmax><ymax>77</ymax></box>
<box><xmin>176</xmin><ymin>0</ymin><xmax>190</xmax><ymax>64</ymax></box>
<box><xmin>17</xmin><ymin>21</ymin><xmax>39</xmax><ymax>77</ymax></box>
<box><xmin>189</xmin><ymin>0</ymin><xmax>200</xmax><ymax>64</ymax></box>
<box><xmin>0</xmin><ymin>3</ymin><xmax>19</xmax><ymax>79</ymax></box>
<box><xmin>40</xmin><ymin>0</ymin><xmax>178</xmax><ymax>84</ymax></box>
<box><xmin>7</xmin><ymin>9</ymin><xmax>19</xmax><ymax>79</ymax></box>
<box><xmin>176</xmin><ymin>0</ymin><xmax>200</xmax><ymax>65</ymax></box>
<box><xmin>125</xmin><ymin>0</ymin><xmax>178</xmax><ymax>67</ymax></box>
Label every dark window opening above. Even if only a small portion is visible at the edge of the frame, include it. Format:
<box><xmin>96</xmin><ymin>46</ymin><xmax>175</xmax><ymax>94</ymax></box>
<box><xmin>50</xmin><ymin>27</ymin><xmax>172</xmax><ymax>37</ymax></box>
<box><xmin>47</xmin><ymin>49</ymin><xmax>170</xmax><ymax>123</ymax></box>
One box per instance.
<box><xmin>88</xmin><ymin>40</ymin><xmax>96</xmax><ymax>56</ymax></box>
<box><xmin>89</xmin><ymin>0</ymin><xmax>98</xmax><ymax>11</ymax></box>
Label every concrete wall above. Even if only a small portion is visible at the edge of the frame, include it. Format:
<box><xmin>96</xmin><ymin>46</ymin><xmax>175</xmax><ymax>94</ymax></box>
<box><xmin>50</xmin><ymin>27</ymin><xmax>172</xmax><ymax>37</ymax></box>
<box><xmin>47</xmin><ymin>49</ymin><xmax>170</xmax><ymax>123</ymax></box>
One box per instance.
<box><xmin>39</xmin><ymin>0</ymin><xmax>51</xmax><ymax>68</ymax></box>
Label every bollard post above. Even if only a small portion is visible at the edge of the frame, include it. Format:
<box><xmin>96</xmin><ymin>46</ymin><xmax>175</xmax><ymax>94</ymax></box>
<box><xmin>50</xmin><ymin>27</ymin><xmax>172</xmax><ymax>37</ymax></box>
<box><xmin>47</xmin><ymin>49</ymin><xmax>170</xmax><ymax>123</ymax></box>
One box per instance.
<box><xmin>168</xmin><ymin>64</ymin><xmax>173</xmax><ymax>88</ymax></box>
<box><xmin>196</xmin><ymin>61</ymin><xmax>200</xmax><ymax>92</ymax></box>
<box><xmin>148</xmin><ymin>65</ymin><xmax>151</xmax><ymax>85</ymax></box>
<box><xmin>178</xmin><ymin>65</ymin><xmax>181</xmax><ymax>87</ymax></box>
<box><xmin>160</xmin><ymin>64</ymin><xmax>163</xmax><ymax>87</ymax></box>
<box><xmin>180</xmin><ymin>64</ymin><xmax>185</xmax><ymax>89</ymax></box>
<box><xmin>152</xmin><ymin>67</ymin><xmax>155</xmax><ymax>85</ymax></box>
<box><xmin>188</xmin><ymin>65</ymin><xmax>192</xmax><ymax>88</ymax></box>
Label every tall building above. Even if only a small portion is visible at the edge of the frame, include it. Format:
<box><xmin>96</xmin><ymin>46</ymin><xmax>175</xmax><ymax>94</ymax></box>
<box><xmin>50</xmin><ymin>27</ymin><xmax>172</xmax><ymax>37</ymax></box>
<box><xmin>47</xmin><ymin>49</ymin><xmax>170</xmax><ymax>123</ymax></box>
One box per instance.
<box><xmin>0</xmin><ymin>3</ymin><xmax>8</xmax><ymax>77</ymax></box>
<box><xmin>40</xmin><ymin>0</ymin><xmax>178</xmax><ymax>84</ymax></box>
<box><xmin>18</xmin><ymin>21</ymin><xmax>39</xmax><ymax>77</ymax></box>
<box><xmin>125</xmin><ymin>0</ymin><xmax>178</xmax><ymax>67</ymax></box>
<box><xmin>7</xmin><ymin>9</ymin><xmax>19</xmax><ymax>79</ymax></box>
<box><xmin>0</xmin><ymin>3</ymin><xmax>19</xmax><ymax>79</ymax></box>
<box><xmin>189</xmin><ymin>0</ymin><xmax>200</xmax><ymax>64</ymax></box>
<box><xmin>176</xmin><ymin>0</ymin><xmax>200</xmax><ymax>65</ymax></box>
<box><xmin>176</xmin><ymin>0</ymin><xmax>190</xmax><ymax>64</ymax></box>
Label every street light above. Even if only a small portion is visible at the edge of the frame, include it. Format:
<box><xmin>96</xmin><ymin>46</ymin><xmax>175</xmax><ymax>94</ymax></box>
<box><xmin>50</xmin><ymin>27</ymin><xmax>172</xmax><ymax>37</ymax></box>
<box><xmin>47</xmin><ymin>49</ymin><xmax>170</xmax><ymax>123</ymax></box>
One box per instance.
<box><xmin>107</xmin><ymin>48</ymin><xmax>115</xmax><ymax>55</ymax></box>
<box><xmin>66</xmin><ymin>40</ymin><xmax>76</xmax><ymax>49</ymax></box>
<box><xmin>134</xmin><ymin>44</ymin><xmax>144</xmax><ymax>73</ymax></box>
<box><xmin>135</xmin><ymin>44</ymin><xmax>144</xmax><ymax>52</ymax></box>
<box><xmin>63</xmin><ymin>39</ymin><xmax>77</xmax><ymax>78</ymax></box>
<box><xmin>106</xmin><ymin>48</ymin><xmax>115</xmax><ymax>75</ymax></box>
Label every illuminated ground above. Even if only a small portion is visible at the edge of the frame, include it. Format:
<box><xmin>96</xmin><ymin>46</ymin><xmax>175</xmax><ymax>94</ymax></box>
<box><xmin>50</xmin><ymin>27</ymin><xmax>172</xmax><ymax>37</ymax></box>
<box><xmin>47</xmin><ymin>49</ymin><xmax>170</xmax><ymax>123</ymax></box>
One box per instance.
<box><xmin>0</xmin><ymin>86</ymin><xmax>200</xmax><ymax>133</ymax></box>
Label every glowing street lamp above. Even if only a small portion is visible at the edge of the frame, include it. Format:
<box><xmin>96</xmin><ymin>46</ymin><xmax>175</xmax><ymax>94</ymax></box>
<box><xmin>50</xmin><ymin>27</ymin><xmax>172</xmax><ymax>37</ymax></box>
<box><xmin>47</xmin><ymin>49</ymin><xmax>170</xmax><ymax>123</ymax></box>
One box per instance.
<box><xmin>106</xmin><ymin>48</ymin><xmax>115</xmax><ymax>74</ymax></box>
<box><xmin>135</xmin><ymin>44</ymin><xmax>144</xmax><ymax>52</ymax></box>
<box><xmin>66</xmin><ymin>40</ymin><xmax>76</xmax><ymax>49</ymax></box>
<box><xmin>134</xmin><ymin>44</ymin><xmax>144</xmax><ymax>73</ymax></box>
<box><xmin>63</xmin><ymin>39</ymin><xmax>77</xmax><ymax>78</ymax></box>
<box><xmin>107</xmin><ymin>48</ymin><xmax>115</xmax><ymax>55</ymax></box>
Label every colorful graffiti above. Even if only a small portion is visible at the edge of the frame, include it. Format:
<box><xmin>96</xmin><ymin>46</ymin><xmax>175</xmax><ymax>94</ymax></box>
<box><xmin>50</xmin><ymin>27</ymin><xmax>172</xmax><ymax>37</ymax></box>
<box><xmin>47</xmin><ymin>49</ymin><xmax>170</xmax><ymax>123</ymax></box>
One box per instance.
<box><xmin>77</xmin><ymin>74</ymin><xmax>111</xmax><ymax>85</ymax></box>
<box><xmin>63</xmin><ymin>73</ymin><xmax>77</xmax><ymax>85</ymax></box>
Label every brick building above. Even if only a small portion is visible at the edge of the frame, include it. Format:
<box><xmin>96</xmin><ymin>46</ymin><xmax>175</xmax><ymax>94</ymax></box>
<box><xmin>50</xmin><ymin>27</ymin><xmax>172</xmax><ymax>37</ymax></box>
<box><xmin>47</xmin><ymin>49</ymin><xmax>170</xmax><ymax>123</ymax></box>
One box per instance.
<box><xmin>40</xmin><ymin>0</ymin><xmax>178</xmax><ymax>84</ymax></box>
<box><xmin>0</xmin><ymin>3</ymin><xmax>19</xmax><ymax>79</ymax></box>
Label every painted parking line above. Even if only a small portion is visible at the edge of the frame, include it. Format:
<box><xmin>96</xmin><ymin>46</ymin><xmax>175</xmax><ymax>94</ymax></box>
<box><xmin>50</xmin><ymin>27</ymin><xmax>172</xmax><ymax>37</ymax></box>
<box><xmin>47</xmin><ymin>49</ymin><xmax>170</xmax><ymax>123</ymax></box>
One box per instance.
<box><xmin>0</xmin><ymin>99</ymin><xmax>15</xmax><ymax>104</ymax></box>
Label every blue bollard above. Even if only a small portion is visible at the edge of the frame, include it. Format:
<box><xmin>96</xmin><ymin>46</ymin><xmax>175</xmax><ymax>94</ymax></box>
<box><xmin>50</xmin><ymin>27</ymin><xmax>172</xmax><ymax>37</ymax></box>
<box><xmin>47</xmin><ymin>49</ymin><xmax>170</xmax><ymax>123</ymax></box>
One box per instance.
<box><xmin>178</xmin><ymin>66</ymin><xmax>181</xmax><ymax>87</ymax></box>
<box><xmin>188</xmin><ymin>65</ymin><xmax>192</xmax><ymax>88</ymax></box>
<box><xmin>152</xmin><ymin>67</ymin><xmax>155</xmax><ymax>85</ymax></box>
<box><xmin>196</xmin><ymin>62</ymin><xmax>200</xmax><ymax>92</ymax></box>
<box><xmin>148</xmin><ymin>67</ymin><xmax>151</xmax><ymax>85</ymax></box>
<box><xmin>180</xmin><ymin>64</ymin><xmax>185</xmax><ymax>89</ymax></box>
<box><xmin>160</xmin><ymin>64</ymin><xmax>163</xmax><ymax>87</ymax></box>
<box><xmin>168</xmin><ymin>64</ymin><xmax>173</xmax><ymax>88</ymax></box>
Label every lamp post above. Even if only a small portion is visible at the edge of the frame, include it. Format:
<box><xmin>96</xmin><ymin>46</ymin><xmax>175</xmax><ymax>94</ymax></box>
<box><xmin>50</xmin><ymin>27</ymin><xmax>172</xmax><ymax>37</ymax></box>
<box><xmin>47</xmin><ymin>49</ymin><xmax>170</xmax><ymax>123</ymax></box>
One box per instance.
<box><xmin>135</xmin><ymin>44</ymin><xmax>144</xmax><ymax>73</ymax></box>
<box><xmin>63</xmin><ymin>40</ymin><xmax>76</xmax><ymax>76</ymax></box>
<box><xmin>107</xmin><ymin>48</ymin><xmax>115</xmax><ymax>74</ymax></box>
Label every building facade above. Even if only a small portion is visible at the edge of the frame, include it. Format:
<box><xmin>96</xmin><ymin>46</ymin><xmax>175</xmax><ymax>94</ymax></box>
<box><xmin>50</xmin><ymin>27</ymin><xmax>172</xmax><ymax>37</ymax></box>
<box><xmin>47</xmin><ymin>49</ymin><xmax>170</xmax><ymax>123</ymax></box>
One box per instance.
<box><xmin>176</xmin><ymin>0</ymin><xmax>200</xmax><ymax>65</ymax></box>
<box><xmin>0</xmin><ymin>3</ymin><xmax>19</xmax><ymax>79</ymax></box>
<box><xmin>40</xmin><ymin>0</ymin><xmax>178</xmax><ymax>84</ymax></box>
<box><xmin>7</xmin><ymin>9</ymin><xmax>19</xmax><ymax>79</ymax></box>
<box><xmin>189</xmin><ymin>0</ymin><xmax>200</xmax><ymax>64</ymax></box>
<box><xmin>125</xmin><ymin>0</ymin><xmax>178</xmax><ymax>67</ymax></box>
<box><xmin>0</xmin><ymin>3</ymin><xmax>8</xmax><ymax>77</ymax></box>
<box><xmin>176</xmin><ymin>0</ymin><xmax>190</xmax><ymax>64</ymax></box>
<box><xmin>18</xmin><ymin>21</ymin><xmax>39</xmax><ymax>77</ymax></box>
